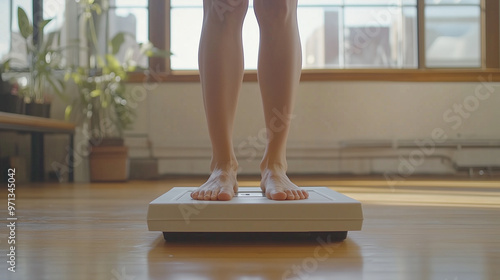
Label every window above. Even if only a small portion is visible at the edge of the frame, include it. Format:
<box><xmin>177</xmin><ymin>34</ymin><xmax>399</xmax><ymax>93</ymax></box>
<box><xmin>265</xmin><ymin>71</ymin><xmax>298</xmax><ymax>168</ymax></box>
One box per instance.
<box><xmin>171</xmin><ymin>0</ymin><xmax>420</xmax><ymax>70</ymax></box>
<box><xmin>1</xmin><ymin>0</ymin><xmax>66</xmax><ymax>69</ymax></box>
<box><xmin>1</xmin><ymin>1</ymin><xmax>32</xmax><ymax>64</ymax></box>
<box><xmin>2</xmin><ymin>1</ymin><xmax>499</xmax><ymax>82</ymax></box>
<box><xmin>1</xmin><ymin>0</ymin><xmax>149</xmax><ymax>69</ymax></box>
<box><xmin>424</xmin><ymin>0</ymin><xmax>481</xmax><ymax>68</ymax></box>
<box><xmin>169</xmin><ymin>0</ymin><xmax>488</xmax><ymax>70</ymax></box>
<box><xmin>161</xmin><ymin>0</ymin><xmax>500</xmax><ymax>82</ymax></box>
<box><xmin>101</xmin><ymin>0</ymin><xmax>150</xmax><ymax>68</ymax></box>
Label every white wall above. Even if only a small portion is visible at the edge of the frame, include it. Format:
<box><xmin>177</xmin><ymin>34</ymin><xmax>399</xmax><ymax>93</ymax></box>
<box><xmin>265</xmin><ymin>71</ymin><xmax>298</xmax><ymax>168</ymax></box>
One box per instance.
<box><xmin>125</xmin><ymin>79</ymin><xmax>500</xmax><ymax>176</ymax></box>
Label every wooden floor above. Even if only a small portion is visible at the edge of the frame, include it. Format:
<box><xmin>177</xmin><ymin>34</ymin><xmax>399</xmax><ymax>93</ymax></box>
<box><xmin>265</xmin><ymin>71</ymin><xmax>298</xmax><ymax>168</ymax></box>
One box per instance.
<box><xmin>1</xmin><ymin>176</ymin><xmax>500</xmax><ymax>280</ymax></box>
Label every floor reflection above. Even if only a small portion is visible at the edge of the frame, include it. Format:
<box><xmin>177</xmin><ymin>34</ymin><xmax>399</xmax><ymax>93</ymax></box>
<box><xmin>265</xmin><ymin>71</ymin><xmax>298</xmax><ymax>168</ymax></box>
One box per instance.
<box><xmin>147</xmin><ymin>232</ymin><xmax>363</xmax><ymax>280</ymax></box>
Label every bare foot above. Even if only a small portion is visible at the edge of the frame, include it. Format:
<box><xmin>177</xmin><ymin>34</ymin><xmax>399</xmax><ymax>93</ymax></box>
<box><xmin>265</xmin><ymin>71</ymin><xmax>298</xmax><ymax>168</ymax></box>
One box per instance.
<box><xmin>260</xmin><ymin>168</ymin><xmax>309</xmax><ymax>200</ymax></box>
<box><xmin>191</xmin><ymin>169</ymin><xmax>238</xmax><ymax>201</ymax></box>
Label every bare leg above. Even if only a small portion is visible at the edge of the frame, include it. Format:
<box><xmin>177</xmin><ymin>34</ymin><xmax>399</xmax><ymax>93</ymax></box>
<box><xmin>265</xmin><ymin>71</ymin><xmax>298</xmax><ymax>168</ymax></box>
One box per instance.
<box><xmin>191</xmin><ymin>0</ymin><xmax>249</xmax><ymax>201</ymax></box>
<box><xmin>254</xmin><ymin>0</ymin><xmax>308</xmax><ymax>200</ymax></box>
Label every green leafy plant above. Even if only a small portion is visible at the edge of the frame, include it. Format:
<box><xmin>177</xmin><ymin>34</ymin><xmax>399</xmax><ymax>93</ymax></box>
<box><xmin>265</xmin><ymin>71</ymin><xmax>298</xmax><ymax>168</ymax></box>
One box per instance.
<box><xmin>64</xmin><ymin>45</ymin><xmax>136</xmax><ymax>139</ymax></box>
<box><xmin>64</xmin><ymin>0</ymin><xmax>167</xmax><ymax>140</ymax></box>
<box><xmin>17</xmin><ymin>7</ymin><xmax>66</xmax><ymax>104</ymax></box>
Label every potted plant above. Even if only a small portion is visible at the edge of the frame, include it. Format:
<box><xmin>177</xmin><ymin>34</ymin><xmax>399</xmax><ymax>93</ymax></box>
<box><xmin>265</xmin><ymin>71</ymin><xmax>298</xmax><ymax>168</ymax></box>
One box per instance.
<box><xmin>65</xmin><ymin>46</ymin><xmax>136</xmax><ymax>182</ymax></box>
<box><xmin>17</xmin><ymin>7</ymin><xmax>66</xmax><ymax>118</ymax></box>
<box><xmin>65</xmin><ymin>0</ymin><xmax>166</xmax><ymax>182</ymax></box>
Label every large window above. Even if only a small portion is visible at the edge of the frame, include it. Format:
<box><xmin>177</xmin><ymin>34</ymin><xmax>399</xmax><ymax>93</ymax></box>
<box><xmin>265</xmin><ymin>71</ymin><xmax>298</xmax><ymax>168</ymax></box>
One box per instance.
<box><xmin>2</xmin><ymin>0</ymin><xmax>499</xmax><ymax>82</ymax></box>
<box><xmin>100</xmin><ymin>0</ymin><xmax>150</xmax><ymax>68</ymax></box>
<box><xmin>170</xmin><ymin>0</ymin><xmax>486</xmax><ymax>70</ymax></box>
<box><xmin>171</xmin><ymin>0</ymin><xmax>421</xmax><ymax>70</ymax></box>
<box><xmin>424</xmin><ymin>0</ymin><xmax>481</xmax><ymax>68</ymax></box>
<box><xmin>1</xmin><ymin>0</ymin><xmax>66</xmax><ymax>68</ymax></box>
<box><xmin>1</xmin><ymin>0</ymin><xmax>149</xmax><ymax>69</ymax></box>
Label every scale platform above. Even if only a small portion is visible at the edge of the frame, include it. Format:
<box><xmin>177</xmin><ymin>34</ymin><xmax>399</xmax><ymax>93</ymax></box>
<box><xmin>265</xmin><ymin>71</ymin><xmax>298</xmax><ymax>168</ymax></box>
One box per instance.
<box><xmin>147</xmin><ymin>187</ymin><xmax>363</xmax><ymax>241</ymax></box>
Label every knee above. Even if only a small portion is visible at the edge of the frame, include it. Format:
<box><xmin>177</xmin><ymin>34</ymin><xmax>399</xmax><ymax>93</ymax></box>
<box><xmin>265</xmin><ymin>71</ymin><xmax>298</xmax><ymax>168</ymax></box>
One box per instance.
<box><xmin>254</xmin><ymin>0</ymin><xmax>297</xmax><ymax>25</ymax></box>
<box><xmin>205</xmin><ymin>0</ymin><xmax>249</xmax><ymax>24</ymax></box>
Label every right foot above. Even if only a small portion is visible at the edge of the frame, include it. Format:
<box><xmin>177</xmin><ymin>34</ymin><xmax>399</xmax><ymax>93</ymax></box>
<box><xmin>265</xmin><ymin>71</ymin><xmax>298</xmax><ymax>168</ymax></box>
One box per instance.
<box><xmin>191</xmin><ymin>168</ymin><xmax>238</xmax><ymax>201</ymax></box>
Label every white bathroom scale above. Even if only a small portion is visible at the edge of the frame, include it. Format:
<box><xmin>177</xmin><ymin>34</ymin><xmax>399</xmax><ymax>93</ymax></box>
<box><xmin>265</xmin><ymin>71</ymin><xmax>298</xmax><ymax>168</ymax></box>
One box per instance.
<box><xmin>147</xmin><ymin>187</ymin><xmax>363</xmax><ymax>241</ymax></box>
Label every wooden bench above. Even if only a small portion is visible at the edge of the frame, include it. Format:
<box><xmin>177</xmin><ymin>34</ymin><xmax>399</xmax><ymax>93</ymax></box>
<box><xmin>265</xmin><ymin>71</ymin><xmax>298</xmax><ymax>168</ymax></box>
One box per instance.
<box><xmin>0</xmin><ymin>112</ymin><xmax>75</xmax><ymax>182</ymax></box>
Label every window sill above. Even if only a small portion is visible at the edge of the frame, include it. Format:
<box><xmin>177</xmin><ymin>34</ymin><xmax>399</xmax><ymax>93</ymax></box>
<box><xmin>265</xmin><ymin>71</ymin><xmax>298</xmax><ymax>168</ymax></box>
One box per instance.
<box><xmin>127</xmin><ymin>69</ymin><xmax>500</xmax><ymax>84</ymax></box>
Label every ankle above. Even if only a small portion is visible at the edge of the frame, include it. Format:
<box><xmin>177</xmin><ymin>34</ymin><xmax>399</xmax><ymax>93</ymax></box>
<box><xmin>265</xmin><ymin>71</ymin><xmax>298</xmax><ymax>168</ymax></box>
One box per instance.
<box><xmin>260</xmin><ymin>161</ymin><xmax>288</xmax><ymax>174</ymax></box>
<box><xmin>211</xmin><ymin>159</ymin><xmax>238</xmax><ymax>172</ymax></box>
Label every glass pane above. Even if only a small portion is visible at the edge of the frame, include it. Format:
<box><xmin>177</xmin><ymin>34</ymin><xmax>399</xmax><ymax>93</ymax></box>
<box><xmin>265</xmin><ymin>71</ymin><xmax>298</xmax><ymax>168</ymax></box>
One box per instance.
<box><xmin>114</xmin><ymin>0</ymin><xmax>148</xmax><ymax>7</ymax></box>
<box><xmin>170</xmin><ymin>5</ymin><xmax>330</xmax><ymax>70</ymax></box>
<box><xmin>43</xmin><ymin>0</ymin><xmax>66</xmax><ymax>69</ymax></box>
<box><xmin>11</xmin><ymin>0</ymin><xmax>32</xmax><ymax>34</ymax></box>
<box><xmin>297</xmin><ymin>1</ymin><xmax>417</xmax><ymax>6</ymax></box>
<box><xmin>171</xmin><ymin>0</ymin><xmax>288</xmax><ymax>70</ymax></box>
<box><xmin>171</xmin><ymin>0</ymin><xmax>203</xmax><ymax>7</ymax></box>
<box><xmin>43</xmin><ymin>0</ymin><xmax>66</xmax><ymax>33</ymax></box>
<box><xmin>345</xmin><ymin>0</ymin><xmax>416</xmax><ymax>5</ymax></box>
<box><xmin>343</xmin><ymin>6</ymin><xmax>417</xmax><ymax>68</ymax></box>
<box><xmin>401</xmin><ymin>0</ymin><xmax>417</xmax><ymax>4</ymax></box>
<box><xmin>109</xmin><ymin>8</ymin><xmax>149</xmax><ymax>68</ymax></box>
<box><xmin>402</xmin><ymin>7</ymin><xmax>418</xmax><ymax>68</ymax></box>
<box><xmin>10</xmin><ymin>0</ymin><xmax>32</xmax><ymax>68</ymax></box>
<box><xmin>242</xmin><ymin>8</ymin><xmax>259</xmax><ymax>70</ymax></box>
<box><xmin>171</xmin><ymin>3</ymin><xmax>261</xmax><ymax>70</ymax></box>
<box><xmin>301</xmin><ymin>7</ymin><xmax>337</xmax><ymax>69</ymax></box>
<box><xmin>298</xmin><ymin>0</ymin><xmax>342</xmax><ymax>5</ymax></box>
<box><xmin>170</xmin><ymin>7</ymin><xmax>203</xmax><ymax>70</ymax></box>
<box><xmin>170</xmin><ymin>0</ymin><xmax>418</xmax><ymax>70</ymax></box>
<box><xmin>0</xmin><ymin>1</ymin><xmax>10</xmax><ymax>61</ymax></box>
<box><xmin>425</xmin><ymin>0</ymin><xmax>480</xmax><ymax>5</ymax></box>
<box><xmin>425</xmin><ymin>6</ymin><xmax>481</xmax><ymax>68</ymax></box>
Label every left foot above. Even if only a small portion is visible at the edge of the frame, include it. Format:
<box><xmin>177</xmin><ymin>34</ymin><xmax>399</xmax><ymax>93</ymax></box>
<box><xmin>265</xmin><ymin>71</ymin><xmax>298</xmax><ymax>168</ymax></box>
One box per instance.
<box><xmin>260</xmin><ymin>168</ymin><xmax>309</xmax><ymax>200</ymax></box>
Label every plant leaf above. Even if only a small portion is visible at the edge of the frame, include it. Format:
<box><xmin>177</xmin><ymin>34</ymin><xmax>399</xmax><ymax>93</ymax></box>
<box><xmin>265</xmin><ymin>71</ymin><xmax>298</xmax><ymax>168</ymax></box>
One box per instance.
<box><xmin>106</xmin><ymin>54</ymin><xmax>121</xmax><ymax>70</ymax></box>
<box><xmin>64</xmin><ymin>105</ymin><xmax>72</xmax><ymax>121</ymax></box>
<box><xmin>92</xmin><ymin>3</ymin><xmax>102</xmax><ymax>15</ymax></box>
<box><xmin>72</xmin><ymin>73</ymin><xmax>82</xmax><ymax>84</ymax></box>
<box><xmin>64</xmin><ymin>72</ymin><xmax>71</xmax><ymax>81</ymax></box>
<box><xmin>39</xmin><ymin>18</ymin><xmax>53</xmax><ymax>34</ymax></box>
<box><xmin>127</xmin><ymin>65</ymin><xmax>137</xmax><ymax>72</ymax></box>
<box><xmin>18</xmin><ymin>7</ymin><xmax>33</xmax><ymax>39</ymax></box>
<box><xmin>110</xmin><ymin>32</ymin><xmax>125</xmax><ymax>55</ymax></box>
<box><xmin>90</xmin><ymin>89</ymin><xmax>102</xmax><ymax>97</ymax></box>
<box><xmin>151</xmin><ymin>48</ymin><xmax>171</xmax><ymax>58</ymax></box>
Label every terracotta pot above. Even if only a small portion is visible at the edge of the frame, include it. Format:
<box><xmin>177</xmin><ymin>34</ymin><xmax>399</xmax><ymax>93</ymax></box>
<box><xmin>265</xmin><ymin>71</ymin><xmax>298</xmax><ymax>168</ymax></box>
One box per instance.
<box><xmin>89</xmin><ymin>145</ymin><xmax>129</xmax><ymax>182</ymax></box>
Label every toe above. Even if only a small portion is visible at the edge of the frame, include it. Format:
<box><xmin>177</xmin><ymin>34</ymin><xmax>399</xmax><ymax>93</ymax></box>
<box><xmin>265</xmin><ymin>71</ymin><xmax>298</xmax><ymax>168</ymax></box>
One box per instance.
<box><xmin>204</xmin><ymin>190</ymin><xmax>212</xmax><ymax>201</ymax></box>
<box><xmin>218</xmin><ymin>191</ymin><xmax>233</xmax><ymax>201</ymax></box>
<box><xmin>302</xmin><ymin>190</ymin><xmax>309</xmax><ymax>199</ymax></box>
<box><xmin>210</xmin><ymin>191</ymin><xmax>218</xmax><ymax>201</ymax></box>
<box><xmin>193</xmin><ymin>191</ymin><xmax>204</xmax><ymax>200</ymax></box>
<box><xmin>270</xmin><ymin>190</ymin><xmax>287</xmax><ymax>200</ymax></box>
<box><xmin>265</xmin><ymin>191</ymin><xmax>272</xmax><ymax>200</ymax></box>
<box><xmin>285</xmin><ymin>190</ymin><xmax>295</xmax><ymax>200</ymax></box>
<box><xmin>292</xmin><ymin>190</ymin><xmax>301</xmax><ymax>200</ymax></box>
<box><xmin>191</xmin><ymin>191</ymin><xmax>198</xmax><ymax>199</ymax></box>
<box><xmin>197</xmin><ymin>190</ymin><xmax>206</xmax><ymax>199</ymax></box>
<box><xmin>295</xmin><ymin>190</ymin><xmax>304</xmax><ymax>199</ymax></box>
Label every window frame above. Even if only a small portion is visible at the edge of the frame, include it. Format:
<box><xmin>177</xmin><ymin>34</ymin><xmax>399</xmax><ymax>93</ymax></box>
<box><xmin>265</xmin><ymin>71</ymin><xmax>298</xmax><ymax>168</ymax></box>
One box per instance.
<box><xmin>128</xmin><ymin>0</ymin><xmax>500</xmax><ymax>83</ymax></box>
